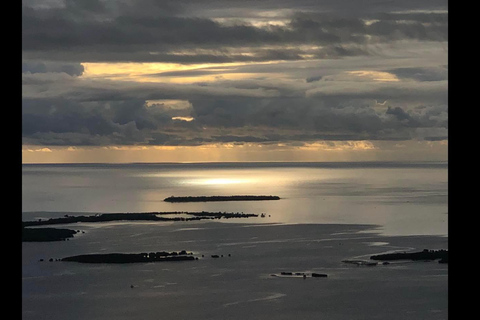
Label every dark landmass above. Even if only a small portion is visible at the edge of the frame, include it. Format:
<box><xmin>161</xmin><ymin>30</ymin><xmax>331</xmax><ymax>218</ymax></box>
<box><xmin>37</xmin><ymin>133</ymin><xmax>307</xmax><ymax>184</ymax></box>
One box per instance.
<box><xmin>62</xmin><ymin>251</ymin><xmax>195</xmax><ymax>264</ymax></box>
<box><xmin>164</xmin><ymin>195</ymin><xmax>280</xmax><ymax>202</ymax></box>
<box><xmin>370</xmin><ymin>249</ymin><xmax>448</xmax><ymax>263</ymax></box>
<box><xmin>22</xmin><ymin>211</ymin><xmax>258</xmax><ymax>227</ymax></box>
<box><xmin>271</xmin><ymin>272</ymin><xmax>327</xmax><ymax>278</ymax></box>
<box><xmin>342</xmin><ymin>259</ymin><xmax>378</xmax><ymax>266</ymax></box>
<box><xmin>22</xmin><ymin>227</ymin><xmax>77</xmax><ymax>242</ymax></box>
<box><xmin>312</xmin><ymin>273</ymin><xmax>328</xmax><ymax>278</ymax></box>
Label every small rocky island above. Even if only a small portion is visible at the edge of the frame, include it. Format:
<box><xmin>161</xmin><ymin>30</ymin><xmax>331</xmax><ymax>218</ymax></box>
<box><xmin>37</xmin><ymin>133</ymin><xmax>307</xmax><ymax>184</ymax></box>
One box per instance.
<box><xmin>164</xmin><ymin>195</ymin><xmax>280</xmax><ymax>202</ymax></box>
<box><xmin>62</xmin><ymin>250</ymin><xmax>196</xmax><ymax>264</ymax></box>
<box><xmin>370</xmin><ymin>249</ymin><xmax>448</xmax><ymax>263</ymax></box>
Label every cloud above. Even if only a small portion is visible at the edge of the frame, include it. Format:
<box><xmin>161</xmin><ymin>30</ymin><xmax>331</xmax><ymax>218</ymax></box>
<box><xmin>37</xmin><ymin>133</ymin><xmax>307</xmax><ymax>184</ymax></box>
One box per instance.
<box><xmin>22</xmin><ymin>1</ymin><xmax>447</xmax><ymax>63</ymax></box>
<box><xmin>21</xmin><ymin>0</ymin><xmax>448</xmax><ymax>150</ymax></box>
<box><xmin>386</xmin><ymin>106</ymin><xmax>412</xmax><ymax>121</ymax></box>
<box><xmin>22</xmin><ymin>61</ymin><xmax>85</xmax><ymax>76</ymax></box>
<box><xmin>387</xmin><ymin>66</ymin><xmax>448</xmax><ymax>82</ymax></box>
<box><xmin>305</xmin><ymin>79</ymin><xmax>447</xmax><ymax>105</ymax></box>
<box><xmin>306</xmin><ymin>75</ymin><xmax>322</xmax><ymax>83</ymax></box>
<box><xmin>21</xmin><ymin>88</ymin><xmax>447</xmax><ymax>146</ymax></box>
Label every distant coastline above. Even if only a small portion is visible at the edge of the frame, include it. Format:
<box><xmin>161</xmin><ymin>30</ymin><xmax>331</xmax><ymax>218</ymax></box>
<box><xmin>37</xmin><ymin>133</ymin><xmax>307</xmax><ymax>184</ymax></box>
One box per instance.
<box><xmin>22</xmin><ymin>211</ymin><xmax>259</xmax><ymax>228</ymax></box>
<box><xmin>22</xmin><ymin>211</ymin><xmax>261</xmax><ymax>242</ymax></box>
<box><xmin>164</xmin><ymin>195</ymin><xmax>280</xmax><ymax>202</ymax></box>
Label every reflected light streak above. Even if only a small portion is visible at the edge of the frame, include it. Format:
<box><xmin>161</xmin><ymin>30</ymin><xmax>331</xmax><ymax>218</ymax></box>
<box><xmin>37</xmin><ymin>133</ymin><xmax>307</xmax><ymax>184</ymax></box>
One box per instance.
<box><xmin>182</xmin><ymin>178</ymin><xmax>256</xmax><ymax>185</ymax></box>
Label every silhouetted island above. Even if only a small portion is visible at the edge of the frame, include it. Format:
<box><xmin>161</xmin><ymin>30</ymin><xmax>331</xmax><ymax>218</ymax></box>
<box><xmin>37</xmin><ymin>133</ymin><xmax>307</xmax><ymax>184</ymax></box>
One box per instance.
<box><xmin>22</xmin><ymin>211</ymin><xmax>258</xmax><ymax>227</ymax></box>
<box><xmin>22</xmin><ymin>227</ymin><xmax>77</xmax><ymax>242</ymax></box>
<box><xmin>164</xmin><ymin>195</ymin><xmax>280</xmax><ymax>202</ymax></box>
<box><xmin>62</xmin><ymin>250</ymin><xmax>195</xmax><ymax>264</ymax></box>
<box><xmin>370</xmin><ymin>249</ymin><xmax>448</xmax><ymax>263</ymax></box>
<box><xmin>271</xmin><ymin>272</ymin><xmax>328</xmax><ymax>278</ymax></box>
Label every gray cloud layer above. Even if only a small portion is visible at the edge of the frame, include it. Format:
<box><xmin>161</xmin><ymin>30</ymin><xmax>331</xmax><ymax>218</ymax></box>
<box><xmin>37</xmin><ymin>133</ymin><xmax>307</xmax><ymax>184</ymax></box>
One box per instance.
<box><xmin>22</xmin><ymin>72</ymin><xmax>447</xmax><ymax>146</ymax></box>
<box><xmin>22</xmin><ymin>0</ymin><xmax>447</xmax><ymax>63</ymax></box>
<box><xmin>22</xmin><ymin>0</ymin><xmax>448</xmax><ymax>147</ymax></box>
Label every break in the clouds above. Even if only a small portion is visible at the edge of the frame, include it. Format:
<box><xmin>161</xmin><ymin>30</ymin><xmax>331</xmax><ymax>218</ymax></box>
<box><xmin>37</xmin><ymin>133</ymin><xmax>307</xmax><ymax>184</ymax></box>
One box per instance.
<box><xmin>22</xmin><ymin>0</ymin><xmax>448</xmax><ymax>152</ymax></box>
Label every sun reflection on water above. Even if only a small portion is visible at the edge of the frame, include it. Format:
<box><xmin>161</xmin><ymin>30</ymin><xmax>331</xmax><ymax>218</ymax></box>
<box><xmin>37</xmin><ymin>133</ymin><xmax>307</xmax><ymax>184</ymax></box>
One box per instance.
<box><xmin>182</xmin><ymin>178</ymin><xmax>255</xmax><ymax>185</ymax></box>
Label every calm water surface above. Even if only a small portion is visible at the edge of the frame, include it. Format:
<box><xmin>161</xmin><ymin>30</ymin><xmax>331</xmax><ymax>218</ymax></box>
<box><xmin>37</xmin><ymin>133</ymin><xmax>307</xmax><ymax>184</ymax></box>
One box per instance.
<box><xmin>22</xmin><ymin>162</ymin><xmax>448</xmax><ymax>236</ymax></box>
<box><xmin>22</xmin><ymin>162</ymin><xmax>448</xmax><ymax>320</ymax></box>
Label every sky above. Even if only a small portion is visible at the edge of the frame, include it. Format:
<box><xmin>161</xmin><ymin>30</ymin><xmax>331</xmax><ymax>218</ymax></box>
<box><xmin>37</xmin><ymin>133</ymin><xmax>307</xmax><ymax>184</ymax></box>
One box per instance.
<box><xmin>22</xmin><ymin>0</ymin><xmax>448</xmax><ymax>163</ymax></box>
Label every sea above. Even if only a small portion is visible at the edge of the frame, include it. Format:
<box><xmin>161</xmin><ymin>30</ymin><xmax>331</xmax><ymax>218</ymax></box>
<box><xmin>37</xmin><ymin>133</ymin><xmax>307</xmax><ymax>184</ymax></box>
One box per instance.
<box><xmin>22</xmin><ymin>162</ymin><xmax>449</xmax><ymax>320</ymax></box>
<box><xmin>22</xmin><ymin>161</ymin><xmax>448</xmax><ymax>236</ymax></box>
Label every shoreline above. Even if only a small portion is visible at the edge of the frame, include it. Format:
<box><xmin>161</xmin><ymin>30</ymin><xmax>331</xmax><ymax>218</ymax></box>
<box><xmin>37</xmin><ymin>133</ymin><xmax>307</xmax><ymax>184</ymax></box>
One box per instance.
<box><xmin>22</xmin><ymin>211</ymin><xmax>260</xmax><ymax>228</ymax></box>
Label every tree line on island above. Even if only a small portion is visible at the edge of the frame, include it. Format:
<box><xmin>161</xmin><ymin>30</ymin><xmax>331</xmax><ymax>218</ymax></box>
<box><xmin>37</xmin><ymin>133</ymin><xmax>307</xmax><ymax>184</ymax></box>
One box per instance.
<box><xmin>61</xmin><ymin>251</ymin><xmax>196</xmax><ymax>264</ymax></box>
<box><xmin>164</xmin><ymin>195</ymin><xmax>280</xmax><ymax>202</ymax></box>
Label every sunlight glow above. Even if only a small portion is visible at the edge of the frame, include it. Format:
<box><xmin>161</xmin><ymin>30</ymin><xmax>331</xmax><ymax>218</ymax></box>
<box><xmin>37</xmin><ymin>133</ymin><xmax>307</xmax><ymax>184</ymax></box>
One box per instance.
<box><xmin>172</xmin><ymin>116</ymin><xmax>195</xmax><ymax>122</ymax></box>
<box><xmin>183</xmin><ymin>178</ymin><xmax>255</xmax><ymax>186</ymax></box>
<box><xmin>347</xmin><ymin>71</ymin><xmax>399</xmax><ymax>82</ymax></box>
<box><xmin>297</xmin><ymin>141</ymin><xmax>377</xmax><ymax>151</ymax></box>
<box><xmin>81</xmin><ymin>62</ymin><xmax>266</xmax><ymax>83</ymax></box>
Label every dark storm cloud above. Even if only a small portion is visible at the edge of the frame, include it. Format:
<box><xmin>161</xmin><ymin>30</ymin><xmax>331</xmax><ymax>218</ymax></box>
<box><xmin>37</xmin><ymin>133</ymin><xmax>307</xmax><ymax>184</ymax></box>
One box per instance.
<box><xmin>387</xmin><ymin>67</ymin><xmax>448</xmax><ymax>82</ymax></box>
<box><xmin>306</xmin><ymin>80</ymin><xmax>448</xmax><ymax>105</ymax></box>
<box><xmin>38</xmin><ymin>45</ymin><xmax>369</xmax><ymax>64</ymax></box>
<box><xmin>22</xmin><ymin>97</ymin><xmax>177</xmax><ymax>145</ymax></box>
<box><xmin>306</xmin><ymin>76</ymin><xmax>322</xmax><ymax>83</ymax></box>
<box><xmin>187</xmin><ymin>96</ymin><xmax>447</xmax><ymax>142</ymax></box>
<box><xmin>22</xmin><ymin>87</ymin><xmax>448</xmax><ymax>146</ymax></box>
<box><xmin>22</xmin><ymin>61</ymin><xmax>85</xmax><ymax>76</ymax></box>
<box><xmin>22</xmin><ymin>2</ymin><xmax>279</xmax><ymax>57</ymax></box>
<box><xmin>184</xmin><ymin>0</ymin><xmax>447</xmax><ymax>19</ymax></box>
<box><xmin>22</xmin><ymin>0</ymin><xmax>447</xmax><ymax>63</ymax></box>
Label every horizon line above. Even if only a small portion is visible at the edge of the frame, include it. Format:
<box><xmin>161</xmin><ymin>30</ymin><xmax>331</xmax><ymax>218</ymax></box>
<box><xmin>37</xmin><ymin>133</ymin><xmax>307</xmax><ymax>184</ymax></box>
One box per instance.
<box><xmin>22</xmin><ymin>160</ymin><xmax>448</xmax><ymax>165</ymax></box>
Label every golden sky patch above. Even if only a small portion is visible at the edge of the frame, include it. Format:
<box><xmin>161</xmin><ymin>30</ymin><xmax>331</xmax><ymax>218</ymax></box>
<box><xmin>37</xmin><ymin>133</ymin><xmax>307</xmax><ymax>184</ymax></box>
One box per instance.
<box><xmin>347</xmin><ymin>70</ymin><xmax>399</xmax><ymax>82</ymax></box>
<box><xmin>297</xmin><ymin>141</ymin><xmax>377</xmax><ymax>151</ymax></box>
<box><xmin>81</xmin><ymin>62</ymin><xmax>277</xmax><ymax>83</ymax></box>
<box><xmin>24</xmin><ymin>147</ymin><xmax>52</xmax><ymax>153</ymax></box>
<box><xmin>172</xmin><ymin>116</ymin><xmax>195</xmax><ymax>122</ymax></box>
<box><xmin>145</xmin><ymin>99</ymin><xmax>192</xmax><ymax>109</ymax></box>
